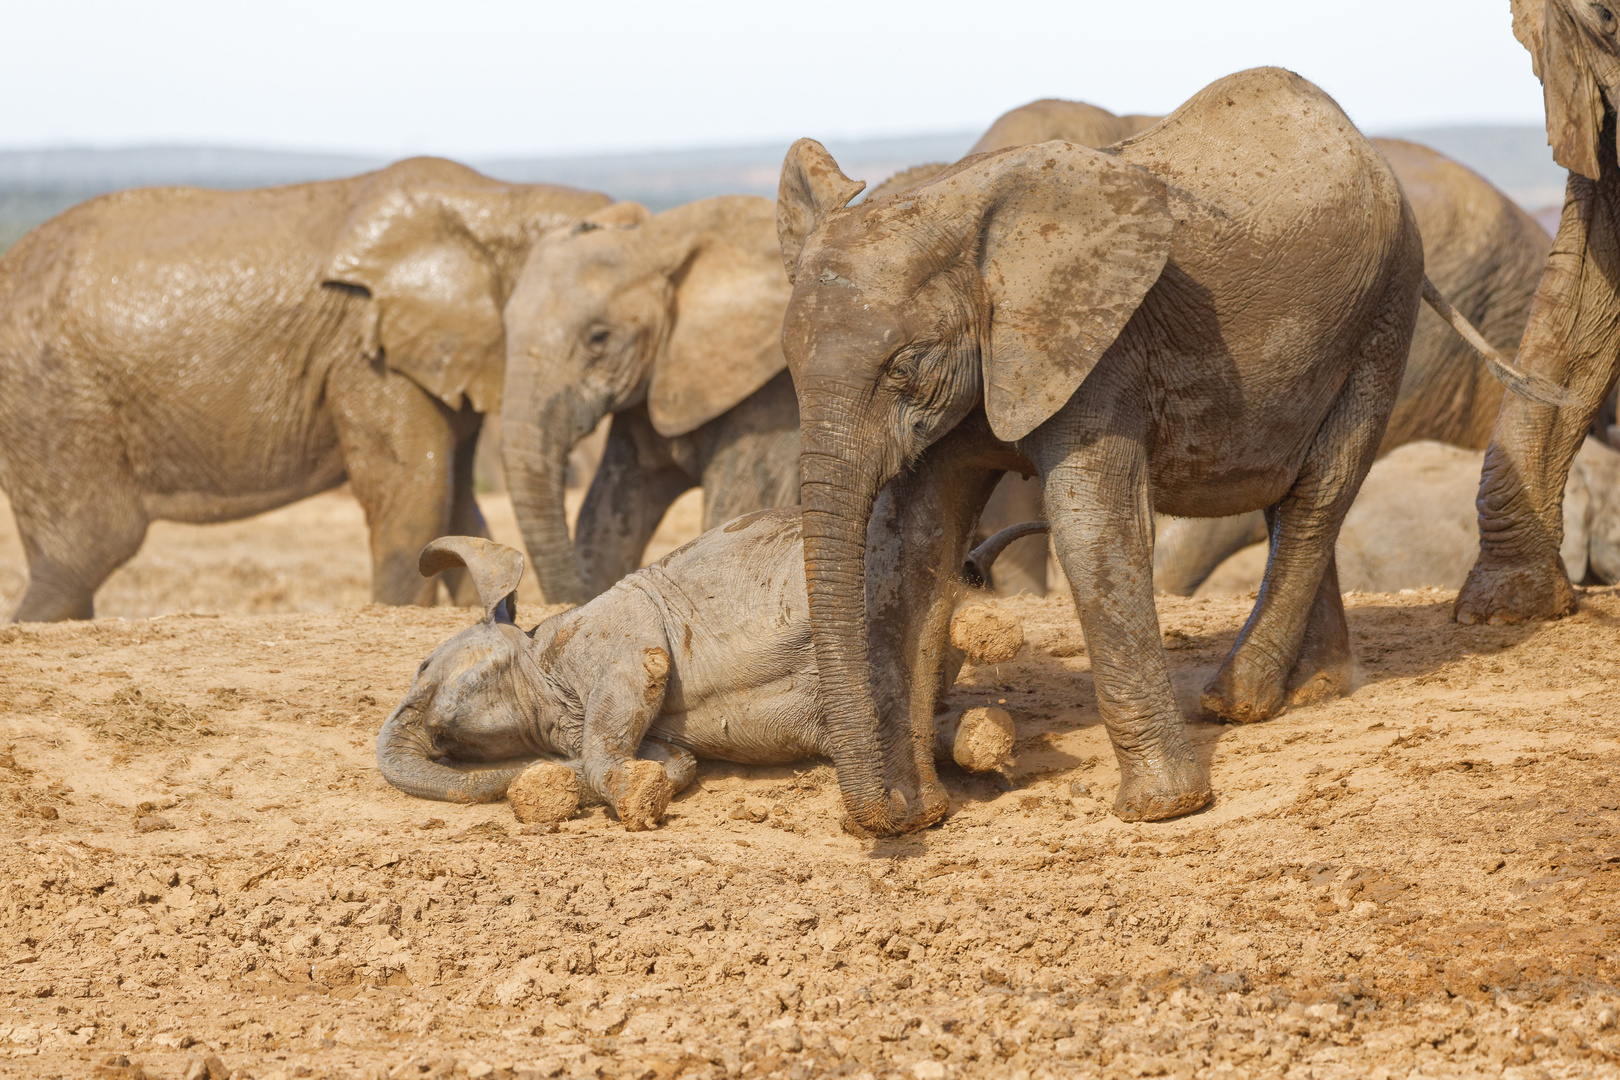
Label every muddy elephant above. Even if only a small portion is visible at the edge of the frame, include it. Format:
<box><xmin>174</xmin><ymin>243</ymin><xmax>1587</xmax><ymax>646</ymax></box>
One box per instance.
<box><xmin>1198</xmin><ymin>438</ymin><xmax>1620</xmax><ymax>596</ymax></box>
<box><xmin>1452</xmin><ymin>0</ymin><xmax>1620</xmax><ymax>623</ymax></box>
<box><xmin>375</xmin><ymin>522</ymin><xmax>1029</xmax><ymax>826</ymax></box>
<box><xmin>0</xmin><ymin>157</ymin><xmax>609</xmax><ymax>621</ymax></box>
<box><xmin>499</xmin><ymin>196</ymin><xmax>800</xmax><ymax>605</ymax></box>
<box><xmin>1154</xmin><ymin>137</ymin><xmax>1552</xmax><ymax>594</ymax></box>
<box><xmin>774</xmin><ymin>68</ymin><xmax>1556</xmax><ymax>836</ymax></box>
<box><xmin>862</xmin><ymin>102</ymin><xmax>1165</xmax><ymax>595</ymax></box>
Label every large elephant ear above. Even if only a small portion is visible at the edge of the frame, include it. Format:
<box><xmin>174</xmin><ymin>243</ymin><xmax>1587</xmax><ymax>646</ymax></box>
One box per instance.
<box><xmin>776</xmin><ymin>139</ymin><xmax>865</xmax><ymax>285</ymax></box>
<box><xmin>1515</xmin><ymin>0</ymin><xmax>1607</xmax><ymax>179</ymax></box>
<box><xmin>326</xmin><ymin>187</ymin><xmax>507</xmax><ymax>412</ymax></box>
<box><xmin>419</xmin><ymin>536</ymin><xmax>524</xmax><ymax>624</ymax></box>
<box><xmin>648</xmin><ymin>197</ymin><xmax>793</xmax><ymax>437</ymax></box>
<box><xmin>973</xmin><ymin>141</ymin><xmax>1174</xmax><ymax>442</ymax></box>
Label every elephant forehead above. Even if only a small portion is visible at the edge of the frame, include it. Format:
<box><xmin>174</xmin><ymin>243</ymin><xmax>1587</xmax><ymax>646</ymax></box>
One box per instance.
<box><xmin>784</xmin><ymin>281</ymin><xmax>906</xmax><ymax>359</ymax></box>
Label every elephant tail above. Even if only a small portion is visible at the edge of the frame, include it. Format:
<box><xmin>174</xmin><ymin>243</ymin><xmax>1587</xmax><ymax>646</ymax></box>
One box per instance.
<box><xmin>1420</xmin><ymin>276</ymin><xmax>1573</xmax><ymax>408</ymax></box>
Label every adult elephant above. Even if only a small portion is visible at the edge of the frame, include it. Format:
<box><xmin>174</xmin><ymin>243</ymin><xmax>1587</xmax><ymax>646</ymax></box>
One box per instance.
<box><xmin>1453</xmin><ymin>0</ymin><xmax>1620</xmax><ymax>623</ymax></box>
<box><xmin>0</xmin><ymin>157</ymin><xmax>608</xmax><ymax>621</ymax></box>
<box><xmin>775</xmin><ymin>68</ymin><xmax>1554</xmax><ymax>836</ymax></box>
<box><xmin>1156</xmin><ymin>137</ymin><xmax>1552</xmax><ymax>594</ymax></box>
<box><xmin>500</xmin><ymin>196</ymin><xmax>800</xmax><ymax>604</ymax></box>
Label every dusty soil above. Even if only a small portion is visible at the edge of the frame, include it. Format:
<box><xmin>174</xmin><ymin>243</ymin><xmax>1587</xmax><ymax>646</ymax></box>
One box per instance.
<box><xmin>0</xmin><ymin>486</ymin><xmax>704</xmax><ymax>620</ymax></box>
<box><xmin>0</xmin><ymin>497</ymin><xmax>1618</xmax><ymax>1079</ymax></box>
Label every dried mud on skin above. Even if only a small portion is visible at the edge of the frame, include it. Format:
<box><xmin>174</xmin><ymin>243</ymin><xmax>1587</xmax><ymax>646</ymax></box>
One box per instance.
<box><xmin>1</xmin><ymin>589</ymin><xmax>1619</xmax><ymax>1080</ymax></box>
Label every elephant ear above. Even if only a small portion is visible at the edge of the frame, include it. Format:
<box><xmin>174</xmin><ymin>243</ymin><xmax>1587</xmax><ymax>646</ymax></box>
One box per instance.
<box><xmin>1515</xmin><ymin>0</ymin><xmax>1607</xmax><ymax>179</ymax></box>
<box><xmin>326</xmin><ymin>187</ymin><xmax>507</xmax><ymax>412</ymax></box>
<box><xmin>777</xmin><ymin>139</ymin><xmax>865</xmax><ymax>285</ymax></box>
<box><xmin>649</xmin><ymin>198</ymin><xmax>793</xmax><ymax>437</ymax></box>
<box><xmin>974</xmin><ymin>141</ymin><xmax>1174</xmax><ymax>443</ymax></box>
<box><xmin>419</xmin><ymin>536</ymin><xmax>524</xmax><ymax>624</ymax></box>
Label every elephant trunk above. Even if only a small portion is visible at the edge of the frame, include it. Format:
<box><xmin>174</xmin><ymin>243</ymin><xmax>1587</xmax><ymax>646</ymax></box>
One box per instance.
<box><xmin>375</xmin><ymin>702</ymin><xmax>525</xmax><ymax>804</ymax></box>
<box><xmin>503</xmin><ymin>379</ymin><xmax>595</xmax><ymax>606</ymax></box>
<box><xmin>799</xmin><ymin>418</ymin><xmax>903</xmax><ymax>835</ymax></box>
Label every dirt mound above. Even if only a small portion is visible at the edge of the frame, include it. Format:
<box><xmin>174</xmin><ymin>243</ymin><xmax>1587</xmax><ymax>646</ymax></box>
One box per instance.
<box><xmin>2</xmin><ymin>583</ymin><xmax>1617</xmax><ymax>1077</ymax></box>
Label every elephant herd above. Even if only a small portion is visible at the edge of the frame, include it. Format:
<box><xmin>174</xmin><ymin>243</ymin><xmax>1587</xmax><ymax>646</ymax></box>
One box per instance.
<box><xmin>5</xmin><ymin>8</ymin><xmax>1620</xmax><ymax>834</ymax></box>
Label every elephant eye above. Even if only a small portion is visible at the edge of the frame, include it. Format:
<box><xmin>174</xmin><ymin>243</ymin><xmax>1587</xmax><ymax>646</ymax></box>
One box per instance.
<box><xmin>882</xmin><ymin>350</ymin><xmax>919</xmax><ymax>388</ymax></box>
<box><xmin>1598</xmin><ymin>3</ymin><xmax>1616</xmax><ymax>26</ymax></box>
<box><xmin>584</xmin><ymin>327</ymin><xmax>611</xmax><ymax>356</ymax></box>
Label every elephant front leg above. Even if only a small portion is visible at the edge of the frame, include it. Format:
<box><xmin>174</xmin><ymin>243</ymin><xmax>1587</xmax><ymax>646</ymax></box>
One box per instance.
<box><xmin>1029</xmin><ymin>411</ymin><xmax>1210</xmax><ymax>822</ymax></box>
<box><xmin>864</xmin><ymin>417</ymin><xmax>1015</xmax><ymax>828</ymax></box>
<box><xmin>331</xmin><ymin>373</ymin><xmax>463</xmax><ymax>606</ymax></box>
<box><xmin>443</xmin><ymin>406</ymin><xmax>494</xmax><ymax>607</ymax></box>
<box><xmin>575</xmin><ymin>606</ymin><xmax>678</xmax><ymax>829</ymax></box>
<box><xmin>1457</xmin><ymin>173</ymin><xmax>1620</xmax><ymax>624</ymax></box>
<box><xmin>576</xmin><ymin>407</ymin><xmax>693</xmax><ymax>596</ymax></box>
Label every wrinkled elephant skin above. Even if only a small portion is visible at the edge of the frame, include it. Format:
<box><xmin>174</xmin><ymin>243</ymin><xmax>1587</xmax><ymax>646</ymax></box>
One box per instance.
<box><xmin>1455</xmin><ymin>0</ymin><xmax>1620</xmax><ymax>623</ymax></box>
<box><xmin>377</xmin><ymin>514</ymin><xmax>1032</xmax><ymax>828</ymax></box>
<box><xmin>777</xmin><ymin>69</ymin><xmax>1428</xmax><ymax>835</ymax></box>
<box><xmin>0</xmin><ymin>158</ymin><xmax>608</xmax><ymax>621</ymax></box>
<box><xmin>499</xmin><ymin>196</ymin><xmax>801</xmax><ymax>605</ymax></box>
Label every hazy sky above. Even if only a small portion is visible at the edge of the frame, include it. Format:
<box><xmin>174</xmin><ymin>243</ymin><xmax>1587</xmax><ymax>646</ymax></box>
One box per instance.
<box><xmin>2</xmin><ymin>1</ymin><xmax>1545</xmax><ymax>157</ymax></box>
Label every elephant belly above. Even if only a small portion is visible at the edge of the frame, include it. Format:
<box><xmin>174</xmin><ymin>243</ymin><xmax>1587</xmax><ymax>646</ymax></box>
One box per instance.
<box><xmin>650</xmin><ymin>672</ymin><xmax>828</xmax><ymax>765</ymax></box>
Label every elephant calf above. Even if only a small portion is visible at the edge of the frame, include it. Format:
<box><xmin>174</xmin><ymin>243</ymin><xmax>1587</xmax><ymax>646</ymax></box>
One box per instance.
<box><xmin>376</xmin><ymin>517</ymin><xmax>1029</xmax><ymax>828</ymax></box>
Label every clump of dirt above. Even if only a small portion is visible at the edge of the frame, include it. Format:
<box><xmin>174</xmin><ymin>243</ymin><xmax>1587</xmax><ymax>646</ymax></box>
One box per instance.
<box><xmin>509</xmin><ymin>762</ymin><xmax>580</xmax><ymax>825</ymax></box>
<box><xmin>950</xmin><ymin>602</ymin><xmax>1024</xmax><ymax>664</ymax></box>
<box><xmin>936</xmin><ymin>706</ymin><xmax>1016</xmax><ymax>773</ymax></box>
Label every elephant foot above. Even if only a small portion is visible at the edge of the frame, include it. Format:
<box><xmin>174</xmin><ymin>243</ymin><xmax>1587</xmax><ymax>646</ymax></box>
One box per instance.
<box><xmin>607</xmin><ymin>759</ymin><xmax>675</xmax><ymax>831</ymax></box>
<box><xmin>1454</xmin><ymin>557</ymin><xmax>1578</xmax><ymax>625</ymax></box>
<box><xmin>1200</xmin><ymin>658</ymin><xmax>1288</xmax><ymax>724</ymax></box>
<box><xmin>1113</xmin><ymin>754</ymin><xmax>1212</xmax><ymax>822</ymax></box>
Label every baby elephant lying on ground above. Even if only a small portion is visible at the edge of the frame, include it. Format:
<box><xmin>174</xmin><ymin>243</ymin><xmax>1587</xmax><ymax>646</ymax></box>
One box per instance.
<box><xmin>376</xmin><ymin>509</ymin><xmax>1026</xmax><ymax>828</ymax></box>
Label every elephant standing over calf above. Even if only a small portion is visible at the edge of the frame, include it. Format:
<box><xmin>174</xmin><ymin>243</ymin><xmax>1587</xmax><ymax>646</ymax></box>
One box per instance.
<box><xmin>774</xmin><ymin>68</ymin><xmax>1560</xmax><ymax>836</ymax></box>
<box><xmin>0</xmin><ymin>158</ymin><xmax>608</xmax><ymax>621</ymax></box>
<box><xmin>375</xmin><ymin>521</ymin><xmax>1029</xmax><ymax>827</ymax></box>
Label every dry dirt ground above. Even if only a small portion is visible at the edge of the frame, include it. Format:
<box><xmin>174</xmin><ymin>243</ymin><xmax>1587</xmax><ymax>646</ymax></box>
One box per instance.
<box><xmin>1</xmin><ymin>494</ymin><xmax>1619</xmax><ymax>1080</ymax></box>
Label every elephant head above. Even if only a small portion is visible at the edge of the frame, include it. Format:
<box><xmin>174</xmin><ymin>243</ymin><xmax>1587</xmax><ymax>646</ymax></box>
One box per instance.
<box><xmin>1512</xmin><ymin>0</ymin><xmax>1620</xmax><ymax>179</ymax></box>
<box><xmin>776</xmin><ymin>139</ymin><xmax>1173</xmax><ymax>832</ymax></box>
<box><xmin>325</xmin><ymin>157</ymin><xmax>610</xmax><ymax>415</ymax></box>
<box><xmin>968</xmin><ymin>99</ymin><xmax>1160</xmax><ymax>156</ymax></box>
<box><xmin>375</xmin><ymin>536</ymin><xmax>552</xmax><ymax>803</ymax></box>
<box><xmin>500</xmin><ymin>194</ymin><xmax>793</xmax><ymax>604</ymax></box>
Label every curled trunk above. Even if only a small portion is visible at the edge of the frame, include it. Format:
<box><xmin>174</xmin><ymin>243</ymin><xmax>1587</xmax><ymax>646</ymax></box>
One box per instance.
<box><xmin>375</xmin><ymin>705</ymin><xmax>524</xmax><ymax>803</ymax></box>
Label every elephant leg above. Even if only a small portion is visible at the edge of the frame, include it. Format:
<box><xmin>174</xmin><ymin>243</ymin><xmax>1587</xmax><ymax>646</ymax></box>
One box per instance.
<box><xmin>863</xmin><ymin>413</ymin><xmax>1017</xmax><ymax>828</ymax></box>
<box><xmin>575</xmin><ymin>407</ymin><xmax>692</xmax><ymax>596</ymax></box>
<box><xmin>1457</xmin><ymin>174</ymin><xmax>1620</xmax><ymax>624</ymax></box>
<box><xmin>1028</xmin><ymin>402</ymin><xmax>1211</xmax><ymax>823</ymax></box>
<box><xmin>1152</xmin><ymin>512</ymin><xmax>1270</xmax><ymax>597</ymax></box>
<box><xmin>330</xmin><ymin>375</ymin><xmax>460</xmax><ymax>606</ymax></box>
<box><xmin>978</xmin><ymin>473</ymin><xmax>1048</xmax><ymax>597</ymax></box>
<box><xmin>694</xmin><ymin>369</ymin><xmax>801</xmax><ymax>530</ymax></box>
<box><xmin>443</xmin><ymin>408</ymin><xmax>493</xmax><ymax>608</ymax></box>
<box><xmin>1202</xmin><ymin>332</ymin><xmax>1403</xmax><ymax>722</ymax></box>
<box><xmin>9</xmin><ymin>463</ymin><xmax>148</xmax><ymax>622</ymax></box>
